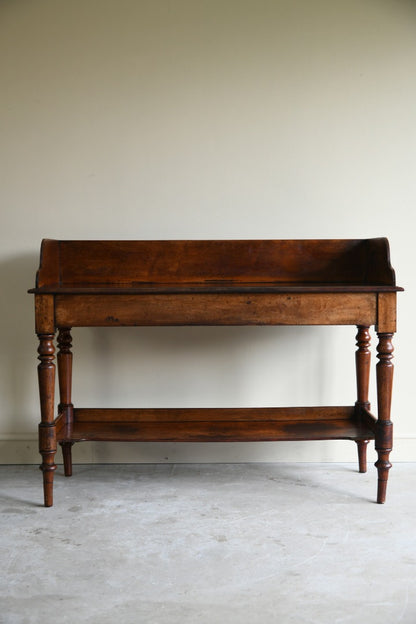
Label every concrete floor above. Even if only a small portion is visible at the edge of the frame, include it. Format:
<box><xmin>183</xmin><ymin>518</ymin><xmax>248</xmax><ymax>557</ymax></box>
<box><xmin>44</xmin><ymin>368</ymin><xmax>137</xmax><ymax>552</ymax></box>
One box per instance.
<box><xmin>1</xmin><ymin>463</ymin><xmax>415</xmax><ymax>624</ymax></box>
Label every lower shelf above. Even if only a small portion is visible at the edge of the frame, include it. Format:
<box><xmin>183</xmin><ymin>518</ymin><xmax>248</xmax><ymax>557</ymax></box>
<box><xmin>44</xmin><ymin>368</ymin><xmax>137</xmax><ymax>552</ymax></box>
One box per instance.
<box><xmin>56</xmin><ymin>406</ymin><xmax>376</xmax><ymax>444</ymax></box>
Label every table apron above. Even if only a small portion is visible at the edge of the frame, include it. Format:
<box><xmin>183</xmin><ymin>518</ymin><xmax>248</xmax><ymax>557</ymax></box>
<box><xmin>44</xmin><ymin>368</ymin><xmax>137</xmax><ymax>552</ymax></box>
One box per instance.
<box><xmin>54</xmin><ymin>293</ymin><xmax>378</xmax><ymax>327</ymax></box>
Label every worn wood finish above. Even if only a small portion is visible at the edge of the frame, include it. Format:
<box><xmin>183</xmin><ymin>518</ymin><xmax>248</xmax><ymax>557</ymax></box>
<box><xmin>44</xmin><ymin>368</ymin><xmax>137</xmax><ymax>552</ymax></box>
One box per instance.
<box><xmin>72</xmin><ymin>405</ymin><xmax>356</xmax><ymax>423</ymax></box>
<box><xmin>377</xmin><ymin>292</ymin><xmax>397</xmax><ymax>333</ymax></box>
<box><xmin>54</xmin><ymin>292</ymin><xmax>377</xmax><ymax>327</ymax></box>
<box><xmin>29</xmin><ymin>238</ymin><xmax>402</xmax><ymax>506</ymax></box>
<box><xmin>34</xmin><ymin>295</ymin><xmax>55</xmax><ymax>334</ymax></box>
<box><xmin>356</xmin><ymin>440</ymin><xmax>370</xmax><ymax>474</ymax></box>
<box><xmin>61</xmin><ymin>420</ymin><xmax>374</xmax><ymax>443</ymax></box>
<box><xmin>37</xmin><ymin>333</ymin><xmax>56</xmax><ymax>507</ymax></box>
<box><xmin>57</xmin><ymin>328</ymin><xmax>74</xmax><ymax>476</ymax></box>
<box><xmin>375</xmin><ymin>332</ymin><xmax>395</xmax><ymax>504</ymax></box>
<box><xmin>55</xmin><ymin>406</ymin><xmax>374</xmax><ymax>444</ymax></box>
<box><xmin>59</xmin><ymin>441</ymin><xmax>74</xmax><ymax>477</ymax></box>
<box><xmin>354</xmin><ymin>326</ymin><xmax>371</xmax><ymax>472</ymax></box>
<box><xmin>34</xmin><ymin>238</ymin><xmax>398</xmax><ymax>288</ymax></box>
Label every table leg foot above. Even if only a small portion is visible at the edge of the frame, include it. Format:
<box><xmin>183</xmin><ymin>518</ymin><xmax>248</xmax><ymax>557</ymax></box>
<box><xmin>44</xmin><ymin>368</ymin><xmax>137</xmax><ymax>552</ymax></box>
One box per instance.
<box><xmin>39</xmin><ymin>454</ymin><xmax>56</xmax><ymax>507</ymax></box>
<box><xmin>375</xmin><ymin>452</ymin><xmax>392</xmax><ymax>504</ymax></box>
<box><xmin>356</xmin><ymin>439</ymin><xmax>369</xmax><ymax>473</ymax></box>
<box><xmin>60</xmin><ymin>441</ymin><xmax>74</xmax><ymax>477</ymax></box>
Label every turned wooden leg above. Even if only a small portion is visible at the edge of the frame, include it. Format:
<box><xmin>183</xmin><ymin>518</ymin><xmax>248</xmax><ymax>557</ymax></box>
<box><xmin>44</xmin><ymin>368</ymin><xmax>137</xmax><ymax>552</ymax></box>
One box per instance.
<box><xmin>375</xmin><ymin>332</ymin><xmax>394</xmax><ymax>504</ymax></box>
<box><xmin>355</xmin><ymin>326</ymin><xmax>371</xmax><ymax>472</ymax></box>
<box><xmin>59</xmin><ymin>441</ymin><xmax>74</xmax><ymax>477</ymax></box>
<box><xmin>356</xmin><ymin>439</ymin><xmax>370</xmax><ymax>474</ymax></box>
<box><xmin>57</xmin><ymin>328</ymin><xmax>74</xmax><ymax>477</ymax></box>
<box><xmin>37</xmin><ymin>333</ymin><xmax>57</xmax><ymax>507</ymax></box>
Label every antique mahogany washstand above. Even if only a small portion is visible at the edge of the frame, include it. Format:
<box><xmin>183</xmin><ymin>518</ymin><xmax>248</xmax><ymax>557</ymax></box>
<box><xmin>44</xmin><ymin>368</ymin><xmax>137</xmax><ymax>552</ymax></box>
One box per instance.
<box><xmin>29</xmin><ymin>238</ymin><xmax>402</xmax><ymax>507</ymax></box>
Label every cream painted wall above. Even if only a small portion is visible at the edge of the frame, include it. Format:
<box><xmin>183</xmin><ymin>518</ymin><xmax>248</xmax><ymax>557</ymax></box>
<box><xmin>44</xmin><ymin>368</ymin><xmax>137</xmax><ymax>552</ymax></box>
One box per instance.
<box><xmin>1</xmin><ymin>0</ymin><xmax>415</xmax><ymax>465</ymax></box>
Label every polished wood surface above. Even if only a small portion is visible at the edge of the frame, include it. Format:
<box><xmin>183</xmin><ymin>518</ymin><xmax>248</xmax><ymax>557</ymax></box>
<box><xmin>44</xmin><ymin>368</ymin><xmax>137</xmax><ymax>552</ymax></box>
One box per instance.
<box><xmin>54</xmin><ymin>292</ymin><xmax>377</xmax><ymax>327</ymax></box>
<box><xmin>32</xmin><ymin>238</ymin><xmax>400</xmax><ymax>290</ymax></box>
<box><xmin>29</xmin><ymin>238</ymin><xmax>402</xmax><ymax>506</ymax></box>
<box><xmin>59</xmin><ymin>406</ymin><xmax>375</xmax><ymax>443</ymax></box>
<box><xmin>354</xmin><ymin>326</ymin><xmax>372</xmax><ymax>472</ymax></box>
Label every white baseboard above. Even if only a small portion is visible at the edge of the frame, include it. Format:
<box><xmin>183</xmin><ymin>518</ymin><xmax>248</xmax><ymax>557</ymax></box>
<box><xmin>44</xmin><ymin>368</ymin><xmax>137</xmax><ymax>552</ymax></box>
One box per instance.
<box><xmin>1</xmin><ymin>436</ymin><xmax>415</xmax><ymax>464</ymax></box>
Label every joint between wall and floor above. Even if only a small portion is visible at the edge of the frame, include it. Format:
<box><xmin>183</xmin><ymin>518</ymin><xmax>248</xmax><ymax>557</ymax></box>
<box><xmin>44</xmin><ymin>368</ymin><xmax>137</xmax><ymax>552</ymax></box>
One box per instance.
<box><xmin>1</xmin><ymin>436</ymin><xmax>416</xmax><ymax>464</ymax></box>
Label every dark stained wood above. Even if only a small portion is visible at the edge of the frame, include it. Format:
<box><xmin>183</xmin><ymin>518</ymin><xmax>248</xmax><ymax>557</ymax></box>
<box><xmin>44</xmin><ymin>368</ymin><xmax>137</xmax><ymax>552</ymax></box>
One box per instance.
<box><xmin>72</xmin><ymin>406</ymin><xmax>356</xmax><ymax>423</ymax></box>
<box><xmin>37</xmin><ymin>333</ymin><xmax>56</xmax><ymax>507</ymax></box>
<box><xmin>34</xmin><ymin>239</ymin><xmax>60</xmax><ymax>288</ymax></box>
<box><xmin>29</xmin><ymin>238</ymin><xmax>402</xmax><ymax>506</ymax></box>
<box><xmin>54</xmin><ymin>292</ymin><xmax>377</xmax><ymax>327</ymax></box>
<box><xmin>354</xmin><ymin>326</ymin><xmax>371</xmax><ymax>472</ymax></box>
<box><xmin>377</xmin><ymin>292</ymin><xmax>398</xmax><ymax>333</ymax></box>
<box><xmin>375</xmin><ymin>332</ymin><xmax>395</xmax><ymax>504</ymax></box>
<box><xmin>357</xmin><ymin>406</ymin><xmax>378</xmax><ymax>434</ymax></box>
<box><xmin>62</xmin><ymin>420</ymin><xmax>374</xmax><ymax>443</ymax></box>
<box><xmin>31</xmin><ymin>283</ymin><xmax>401</xmax><ymax>294</ymax></box>
<box><xmin>57</xmin><ymin>328</ymin><xmax>74</xmax><ymax>476</ymax></box>
<box><xmin>31</xmin><ymin>238</ymin><xmax>402</xmax><ymax>290</ymax></box>
<box><xmin>54</xmin><ymin>412</ymin><xmax>66</xmax><ymax>438</ymax></box>
<box><xmin>55</xmin><ymin>406</ymin><xmax>374</xmax><ymax>444</ymax></box>
<box><xmin>356</xmin><ymin>440</ymin><xmax>370</xmax><ymax>474</ymax></box>
<box><xmin>34</xmin><ymin>294</ymin><xmax>55</xmax><ymax>334</ymax></box>
<box><xmin>59</xmin><ymin>442</ymin><xmax>74</xmax><ymax>477</ymax></box>
<box><xmin>355</xmin><ymin>326</ymin><xmax>371</xmax><ymax>407</ymax></box>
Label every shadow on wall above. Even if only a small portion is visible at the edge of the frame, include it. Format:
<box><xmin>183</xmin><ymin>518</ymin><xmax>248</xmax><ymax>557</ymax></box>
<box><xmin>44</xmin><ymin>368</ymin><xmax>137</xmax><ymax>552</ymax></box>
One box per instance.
<box><xmin>70</xmin><ymin>323</ymin><xmax>339</xmax><ymax>409</ymax></box>
<box><xmin>0</xmin><ymin>252</ymin><xmax>40</xmax><ymax>431</ymax></box>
